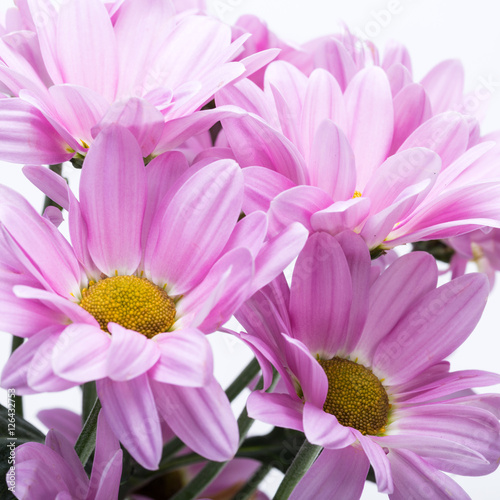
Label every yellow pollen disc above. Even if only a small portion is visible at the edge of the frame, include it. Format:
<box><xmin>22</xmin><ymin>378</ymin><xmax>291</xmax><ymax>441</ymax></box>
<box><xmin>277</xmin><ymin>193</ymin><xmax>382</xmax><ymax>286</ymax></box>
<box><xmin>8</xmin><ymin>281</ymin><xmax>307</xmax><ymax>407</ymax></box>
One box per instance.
<box><xmin>318</xmin><ymin>357</ymin><xmax>389</xmax><ymax>435</ymax></box>
<box><xmin>352</xmin><ymin>191</ymin><xmax>362</xmax><ymax>198</ymax></box>
<box><xmin>79</xmin><ymin>275</ymin><xmax>176</xmax><ymax>339</ymax></box>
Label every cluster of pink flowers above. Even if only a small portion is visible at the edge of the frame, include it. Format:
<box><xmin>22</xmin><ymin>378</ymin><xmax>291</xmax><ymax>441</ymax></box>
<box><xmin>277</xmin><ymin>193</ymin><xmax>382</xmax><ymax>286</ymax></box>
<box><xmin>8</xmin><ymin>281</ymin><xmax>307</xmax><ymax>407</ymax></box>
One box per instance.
<box><xmin>1</xmin><ymin>1</ymin><xmax>499</xmax><ymax>499</ymax></box>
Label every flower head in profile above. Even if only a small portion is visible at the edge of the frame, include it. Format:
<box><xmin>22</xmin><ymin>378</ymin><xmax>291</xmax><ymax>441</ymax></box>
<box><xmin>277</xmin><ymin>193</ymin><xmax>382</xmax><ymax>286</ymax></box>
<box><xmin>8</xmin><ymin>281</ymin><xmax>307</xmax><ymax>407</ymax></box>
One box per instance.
<box><xmin>13</xmin><ymin>410</ymin><xmax>122</xmax><ymax>500</ymax></box>
<box><xmin>0</xmin><ymin>0</ymin><xmax>277</xmax><ymax>164</ymax></box>
<box><xmin>238</xmin><ymin>231</ymin><xmax>500</xmax><ymax>498</ymax></box>
<box><xmin>0</xmin><ymin>124</ymin><xmax>307</xmax><ymax>469</ymax></box>
<box><xmin>214</xmin><ymin>45</ymin><xmax>500</xmax><ymax>251</ymax></box>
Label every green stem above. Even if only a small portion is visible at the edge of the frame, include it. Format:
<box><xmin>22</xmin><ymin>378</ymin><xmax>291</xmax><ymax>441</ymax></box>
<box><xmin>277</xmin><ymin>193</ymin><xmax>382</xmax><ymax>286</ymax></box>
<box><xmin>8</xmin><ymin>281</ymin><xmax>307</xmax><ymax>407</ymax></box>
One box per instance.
<box><xmin>225</xmin><ymin>357</ymin><xmax>261</xmax><ymax>402</ymax></box>
<box><xmin>42</xmin><ymin>164</ymin><xmax>64</xmax><ymax>212</ymax></box>
<box><xmin>74</xmin><ymin>397</ymin><xmax>101</xmax><ymax>466</ymax></box>
<box><xmin>234</xmin><ymin>462</ymin><xmax>273</xmax><ymax>500</ymax></box>
<box><xmin>81</xmin><ymin>382</ymin><xmax>97</xmax><ymax>424</ymax></box>
<box><xmin>272</xmin><ymin>440</ymin><xmax>322</xmax><ymax>500</ymax></box>
<box><xmin>10</xmin><ymin>336</ymin><xmax>24</xmax><ymax>418</ymax></box>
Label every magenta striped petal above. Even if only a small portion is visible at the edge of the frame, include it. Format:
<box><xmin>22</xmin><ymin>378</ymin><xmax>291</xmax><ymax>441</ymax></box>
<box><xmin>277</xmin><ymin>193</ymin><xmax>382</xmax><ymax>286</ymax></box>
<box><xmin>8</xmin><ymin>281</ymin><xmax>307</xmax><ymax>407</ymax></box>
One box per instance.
<box><xmin>247</xmin><ymin>392</ymin><xmax>304</xmax><ymax>432</ymax></box>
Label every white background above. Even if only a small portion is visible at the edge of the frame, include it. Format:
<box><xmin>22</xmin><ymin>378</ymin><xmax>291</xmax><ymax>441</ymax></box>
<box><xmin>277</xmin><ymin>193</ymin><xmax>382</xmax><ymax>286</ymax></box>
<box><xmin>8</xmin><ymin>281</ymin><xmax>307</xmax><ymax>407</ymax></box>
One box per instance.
<box><xmin>1</xmin><ymin>0</ymin><xmax>500</xmax><ymax>497</ymax></box>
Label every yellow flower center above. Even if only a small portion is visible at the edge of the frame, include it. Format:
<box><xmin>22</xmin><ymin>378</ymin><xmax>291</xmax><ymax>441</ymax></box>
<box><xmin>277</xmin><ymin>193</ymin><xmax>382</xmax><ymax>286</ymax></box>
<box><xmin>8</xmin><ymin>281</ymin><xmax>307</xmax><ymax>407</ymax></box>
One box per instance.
<box><xmin>352</xmin><ymin>191</ymin><xmax>362</xmax><ymax>198</ymax></box>
<box><xmin>79</xmin><ymin>275</ymin><xmax>176</xmax><ymax>339</ymax></box>
<box><xmin>318</xmin><ymin>357</ymin><xmax>389</xmax><ymax>435</ymax></box>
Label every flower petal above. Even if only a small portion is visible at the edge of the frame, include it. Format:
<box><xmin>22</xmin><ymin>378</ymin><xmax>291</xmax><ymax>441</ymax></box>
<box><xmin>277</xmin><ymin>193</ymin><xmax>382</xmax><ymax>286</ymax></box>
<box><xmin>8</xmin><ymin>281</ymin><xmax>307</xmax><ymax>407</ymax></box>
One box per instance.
<box><xmin>145</xmin><ymin>159</ymin><xmax>243</xmax><ymax>294</ymax></box>
<box><xmin>290</xmin><ymin>447</ymin><xmax>369</xmax><ymax>500</ymax></box>
<box><xmin>153</xmin><ymin>377</ymin><xmax>238</xmax><ymax>461</ymax></box>
<box><xmin>97</xmin><ymin>375</ymin><xmax>162</xmax><ymax>470</ymax></box>
<box><xmin>149</xmin><ymin>328</ymin><xmax>213</xmax><ymax>387</ymax></box>
<box><xmin>106</xmin><ymin>324</ymin><xmax>160</xmax><ymax>381</ymax></box>
<box><xmin>80</xmin><ymin>124</ymin><xmax>147</xmax><ymax>276</ymax></box>
<box><xmin>23</xmin><ymin>165</ymin><xmax>70</xmax><ymax>211</ymax></box>
<box><xmin>373</xmin><ymin>273</ymin><xmax>489</xmax><ymax>384</ymax></box>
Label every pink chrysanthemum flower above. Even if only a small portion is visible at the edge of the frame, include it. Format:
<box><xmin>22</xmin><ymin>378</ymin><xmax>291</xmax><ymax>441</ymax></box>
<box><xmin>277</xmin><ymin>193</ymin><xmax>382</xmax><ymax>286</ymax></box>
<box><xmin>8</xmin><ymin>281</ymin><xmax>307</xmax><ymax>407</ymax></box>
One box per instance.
<box><xmin>237</xmin><ymin>231</ymin><xmax>500</xmax><ymax>498</ymax></box>
<box><xmin>12</xmin><ymin>410</ymin><xmax>122</xmax><ymax>500</ymax></box>
<box><xmin>214</xmin><ymin>57</ymin><xmax>500</xmax><ymax>251</ymax></box>
<box><xmin>0</xmin><ymin>0</ymin><xmax>277</xmax><ymax>164</ymax></box>
<box><xmin>0</xmin><ymin>125</ymin><xmax>307</xmax><ymax>469</ymax></box>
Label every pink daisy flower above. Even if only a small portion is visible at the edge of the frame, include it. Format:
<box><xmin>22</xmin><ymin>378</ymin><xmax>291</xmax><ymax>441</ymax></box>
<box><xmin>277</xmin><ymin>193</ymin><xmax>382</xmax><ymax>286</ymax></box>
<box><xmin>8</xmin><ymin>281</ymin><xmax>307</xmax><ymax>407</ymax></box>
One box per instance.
<box><xmin>0</xmin><ymin>124</ymin><xmax>307</xmax><ymax>469</ymax></box>
<box><xmin>12</xmin><ymin>410</ymin><xmax>122</xmax><ymax>500</ymax></box>
<box><xmin>237</xmin><ymin>231</ymin><xmax>500</xmax><ymax>498</ymax></box>
<box><xmin>214</xmin><ymin>57</ymin><xmax>500</xmax><ymax>251</ymax></box>
<box><xmin>0</xmin><ymin>0</ymin><xmax>277</xmax><ymax>164</ymax></box>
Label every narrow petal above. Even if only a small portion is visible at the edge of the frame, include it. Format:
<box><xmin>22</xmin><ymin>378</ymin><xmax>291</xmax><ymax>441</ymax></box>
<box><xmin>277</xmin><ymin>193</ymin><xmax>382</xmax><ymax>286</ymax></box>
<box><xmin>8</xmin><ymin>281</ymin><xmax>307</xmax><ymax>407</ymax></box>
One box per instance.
<box><xmin>222</xmin><ymin>211</ymin><xmax>268</xmax><ymax>258</ymax></box>
<box><xmin>388</xmin><ymin>449</ymin><xmax>471</xmax><ymax>500</ymax></box>
<box><xmin>0</xmin><ymin>98</ymin><xmax>72</xmax><ymax>164</ymax></box>
<box><xmin>303</xmin><ymin>402</ymin><xmax>356</xmax><ymax>449</ymax></box>
<box><xmin>246</xmin><ymin>391</ymin><xmax>304</xmax><ymax>432</ymax></box>
<box><xmin>145</xmin><ymin>160</ymin><xmax>243</xmax><ymax>294</ymax></box>
<box><xmin>309</xmin><ymin>120</ymin><xmax>356</xmax><ymax>201</ymax></box>
<box><xmin>106</xmin><ymin>324</ymin><xmax>160</xmax><ymax>381</ymax></box>
<box><xmin>92</xmin><ymin>97</ymin><xmax>164</xmax><ymax>157</ymax></box>
<box><xmin>373</xmin><ymin>273</ymin><xmax>489</xmax><ymax>384</ymax></box>
<box><xmin>52</xmin><ymin>323</ymin><xmax>111</xmax><ymax>383</ymax></box>
<box><xmin>269</xmin><ymin>186</ymin><xmax>333</xmax><ymax>234</ymax></box>
<box><xmin>149</xmin><ymin>328</ymin><xmax>213</xmax><ymax>387</ymax></box>
<box><xmin>290</xmin><ymin>447</ymin><xmax>369</xmax><ymax>500</ymax></box>
<box><xmin>80</xmin><ymin>124</ymin><xmax>147</xmax><ymax>276</ymax></box>
<box><xmin>252</xmin><ymin>222</ymin><xmax>308</xmax><ymax>295</ymax></box>
<box><xmin>176</xmin><ymin>247</ymin><xmax>253</xmax><ymax>332</ymax></box>
<box><xmin>355</xmin><ymin>252</ymin><xmax>437</xmax><ymax>363</ymax></box>
<box><xmin>153</xmin><ymin>377</ymin><xmax>238</xmax><ymax>461</ymax></box>
<box><xmin>221</xmin><ymin>113</ymin><xmax>308</xmax><ymax>185</ymax></box>
<box><xmin>344</xmin><ymin>67</ymin><xmax>394</xmax><ymax>190</ymax></box>
<box><xmin>310</xmin><ymin>197</ymin><xmax>371</xmax><ymax>236</ymax></box>
<box><xmin>37</xmin><ymin>409</ymin><xmax>81</xmax><ymax>445</ymax></box>
<box><xmin>23</xmin><ymin>165</ymin><xmax>70</xmax><ymax>211</ymax></box>
<box><xmin>56</xmin><ymin>0</ymin><xmax>118</xmax><ymax>100</ymax></box>
<box><xmin>242</xmin><ymin>166</ymin><xmax>295</xmax><ymax>214</ymax></box>
<box><xmin>97</xmin><ymin>375</ymin><xmax>162</xmax><ymax>470</ymax></box>
<box><xmin>397</xmin><ymin>112</ymin><xmax>469</xmax><ymax>168</ymax></box>
<box><xmin>420</xmin><ymin>59</ymin><xmax>465</xmax><ymax>115</ymax></box>
<box><xmin>353</xmin><ymin>431</ymin><xmax>393</xmax><ymax>494</ymax></box>
<box><xmin>390</xmin><ymin>83</ymin><xmax>431</xmax><ymax>154</ymax></box>
<box><xmin>289</xmin><ymin>232</ymin><xmax>352</xmax><ymax>357</ymax></box>
<box><xmin>300</xmin><ymin>69</ymin><xmax>347</xmax><ymax>157</ymax></box>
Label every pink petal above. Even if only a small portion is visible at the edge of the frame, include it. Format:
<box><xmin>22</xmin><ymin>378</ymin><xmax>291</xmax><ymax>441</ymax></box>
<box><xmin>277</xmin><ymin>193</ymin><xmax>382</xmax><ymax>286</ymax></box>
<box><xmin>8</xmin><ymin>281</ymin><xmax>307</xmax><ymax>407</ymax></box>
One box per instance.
<box><xmin>373</xmin><ymin>274</ymin><xmax>489</xmax><ymax>385</ymax></box>
<box><xmin>56</xmin><ymin>0</ymin><xmax>118</xmax><ymax>100</ymax></box>
<box><xmin>149</xmin><ymin>328</ymin><xmax>213</xmax><ymax>387</ymax></box>
<box><xmin>355</xmin><ymin>252</ymin><xmax>438</xmax><ymax>363</ymax></box>
<box><xmin>221</xmin><ymin>113</ymin><xmax>308</xmax><ymax>185</ymax></box>
<box><xmin>153</xmin><ymin>376</ymin><xmax>238</xmax><ymax>461</ymax></box>
<box><xmin>92</xmin><ymin>97</ymin><xmax>164</xmax><ymax>157</ymax></box>
<box><xmin>80</xmin><ymin>124</ymin><xmax>147</xmax><ymax>276</ymax></box>
<box><xmin>420</xmin><ymin>59</ymin><xmax>465</xmax><ymax>115</ymax></box>
<box><xmin>269</xmin><ymin>186</ymin><xmax>333</xmax><ymax>234</ymax></box>
<box><xmin>145</xmin><ymin>159</ymin><xmax>243</xmax><ymax>295</ymax></box>
<box><xmin>106</xmin><ymin>324</ymin><xmax>160</xmax><ymax>381</ymax></box>
<box><xmin>223</xmin><ymin>211</ymin><xmax>268</xmax><ymax>258</ymax></box>
<box><xmin>388</xmin><ymin>449</ymin><xmax>470</xmax><ymax>500</ymax></box>
<box><xmin>37</xmin><ymin>409</ymin><xmax>81</xmax><ymax>446</ymax></box>
<box><xmin>176</xmin><ymin>247</ymin><xmax>253</xmax><ymax>332</ymax></box>
<box><xmin>97</xmin><ymin>375</ymin><xmax>162</xmax><ymax>470</ymax></box>
<box><xmin>386</xmin><ymin>63</ymin><xmax>412</xmax><ymax>96</ymax></box>
<box><xmin>23</xmin><ymin>165</ymin><xmax>70</xmax><ymax>211</ymax></box>
<box><xmin>397</xmin><ymin>112</ymin><xmax>469</xmax><ymax>168</ymax></box>
<box><xmin>48</xmin><ymin>84</ymin><xmax>109</xmax><ymax>146</ymax></box>
<box><xmin>382</xmin><ymin>41</ymin><xmax>412</xmax><ymax>74</ymax></box>
<box><xmin>354</xmin><ymin>431</ymin><xmax>393</xmax><ymax>494</ymax></box>
<box><xmin>242</xmin><ymin>166</ymin><xmax>295</xmax><ymax>214</ymax></box>
<box><xmin>344</xmin><ymin>67</ymin><xmax>394</xmax><ymax>190</ymax></box>
<box><xmin>0</xmin><ymin>98</ymin><xmax>72</xmax><ymax>164</ymax></box>
<box><xmin>301</xmin><ymin>69</ymin><xmax>347</xmax><ymax>158</ymax></box>
<box><xmin>303</xmin><ymin>402</ymin><xmax>356</xmax><ymax>449</ymax></box>
<box><xmin>289</xmin><ymin>232</ymin><xmax>352</xmax><ymax>357</ymax></box>
<box><xmin>390</xmin><ymin>83</ymin><xmax>431</xmax><ymax>154</ymax></box>
<box><xmin>310</xmin><ymin>197</ymin><xmax>371</xmax><ymax>237</ymax></box>
<box><xmin>290</xmin><ymin>447</ymin><xmax>369</xmax><ymax>500</ymax></box>
<box><xmin>52</xmin><ymin>323</ymin><xmax>111</xmax><ymax>383</ymax></box>
<box><xmin>309</xmin><ymin>120</ymin><xmax>356</xmax><ymax>201</ymax></box>
<box><xmin>246</xmin><ymin>391</ymin><xmax>304</xmax><ymax>432</ymax></box>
